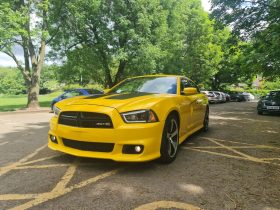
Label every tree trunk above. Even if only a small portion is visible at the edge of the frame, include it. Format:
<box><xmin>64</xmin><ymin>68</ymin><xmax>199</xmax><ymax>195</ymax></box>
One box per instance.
<box><xmin>113</xmin><ymin>60</ymin><xmax>126</xmax><ymax>86</ymax></box>
<box><xmin>27</xmin><ymin>69</ymin><xmax>40</xmax><ymax>109</ymax></box>
<box><xmin>211</xmin><ymin>74</ymin><xmax>220</xmax><ymax>90</ymax></box>
<box><xmin>27</xmin><ymin>40</ymin><xmax>46</xmax><ymax>109</ymax></box>
<box><xmin>97</xmin><ymin>46</ymin><xmax>113</xmax><ymax>88</ymax></box>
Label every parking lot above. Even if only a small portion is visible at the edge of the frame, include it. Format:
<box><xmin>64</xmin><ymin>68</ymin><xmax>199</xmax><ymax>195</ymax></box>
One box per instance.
<box><xmin>0</xmin><ymin>102</ymin><xmax>279</xmax><ymax>210</ymax></box>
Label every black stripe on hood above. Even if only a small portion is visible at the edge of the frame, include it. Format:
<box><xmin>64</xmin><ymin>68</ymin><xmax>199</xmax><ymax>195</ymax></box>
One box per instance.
<box><xmin>85</xmin><ymin>94</ymin><xmax>107</xmax><ymax>99</ymax></box>
<box><xmin>105</xmin><ymin>92</ymin><xmax>154</xmax><ymax>100</ymax></box>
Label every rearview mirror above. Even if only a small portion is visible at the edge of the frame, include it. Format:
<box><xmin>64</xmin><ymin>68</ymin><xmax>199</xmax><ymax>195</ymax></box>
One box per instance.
<box><xmin>183</xmin><ymin>87</ymin><xmax>198</xmax><ymax>95</ymax></box>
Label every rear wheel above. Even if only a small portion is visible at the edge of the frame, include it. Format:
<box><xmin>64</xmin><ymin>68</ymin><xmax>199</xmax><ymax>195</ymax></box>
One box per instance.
<box><xmin>159</xmin><ymin>114</ymin><xmax>179</xmax><ymax>164</ymax></box>
<box><xmin>203</xmin><ymin>107</ymin><xmax>209</xmax><ymax>132</ymax></box>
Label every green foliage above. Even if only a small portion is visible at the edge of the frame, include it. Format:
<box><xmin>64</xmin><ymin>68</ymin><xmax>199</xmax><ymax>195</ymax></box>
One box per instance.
<box><xmin>50</xmin><ymin>0</ymin><xmax>230</xmax><ymax>87</ymax></box>
<box><xmin>0</xmin><ymin>0</ymin><xmax>67</xmax><ymax>108</ymax></box>
<box><xmin>56</xmin><ymin>47</ymin><xmax>105</xmax><ymax>86</ymax></box>
<box><xmin>211</xmin><ymin>37</ymin><xmax>255</xmax><ymax>89</ymax></box>
<box><xmin>40</xmin><ymin>65</ymin><xmax>60</xmax><ymax>91</ymax></box>
<box><xmin>264</xmin><ymin>78</ymin><xmax>280</xmax><ymax>90</ymax></box>
<box><xmin>62</xmin><ymin>83</ymin><xmax>103</xmax><ymax>91</ymax></box>
<box><xmin>0</xmin><ymin>67</ymin><xmax>25</xmax><ymax>94</ymax></box>
<box><xmin>2</xmin><ymin>0</ymin><xmax>278</xmax><ymax>99</ymax></box>
<box><xmin>211</xmin><ymin>0</ymin><xmax>280</xmax><ymax>77</ymax></box>
<box><xmin>159</xmin><ymin>0</ymin><xmax>223</xmax><ymax>83</ymax></box>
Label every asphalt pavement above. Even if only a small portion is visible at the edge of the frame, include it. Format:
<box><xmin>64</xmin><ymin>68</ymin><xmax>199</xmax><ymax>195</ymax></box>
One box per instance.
<box><xmin>0</xmin><ymin>102</ymin><xmax>279</xmax><ymax>210</ymax></box>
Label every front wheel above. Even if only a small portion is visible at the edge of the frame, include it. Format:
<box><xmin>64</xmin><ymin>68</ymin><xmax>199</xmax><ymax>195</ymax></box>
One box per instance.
<box><xmin>159</xmin><ymin>114</ymin><xmax>179</xmax><ymax>164</ymax></box>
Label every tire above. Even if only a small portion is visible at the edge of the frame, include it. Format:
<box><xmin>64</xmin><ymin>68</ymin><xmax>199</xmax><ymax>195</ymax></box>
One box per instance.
<box><xmin>258</xmin><ymin>110</ymin><xmax>263</xmax><ymax>115</ymax></box>
<box><xmin>159</xmin><ymin>114</ymin><xmax>179</xmax><ymax>164</ymax></box>
<box><xmin>203</xmin><ymin>107</ymin><xmax>209</xmax><ymax>132</ymax></box>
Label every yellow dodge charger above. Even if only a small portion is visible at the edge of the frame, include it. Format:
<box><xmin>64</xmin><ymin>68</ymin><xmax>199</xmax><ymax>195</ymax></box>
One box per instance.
<box><xmin>48</xmin><ymin>75</ymin><xmax>209</xmax><ymax>163</ymax></box>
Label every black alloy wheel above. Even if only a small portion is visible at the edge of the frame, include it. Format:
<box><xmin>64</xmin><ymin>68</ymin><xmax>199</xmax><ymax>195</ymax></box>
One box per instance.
<box><xmin>159</xmin><ymin>114</ymin><xmax>179</xmax><ymax>164</ymax></box>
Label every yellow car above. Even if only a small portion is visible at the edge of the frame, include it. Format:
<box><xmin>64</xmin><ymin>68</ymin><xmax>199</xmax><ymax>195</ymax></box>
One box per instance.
<box><xmin>48</xmin><ymin>75</ymin><xmax>209</xmax><ymax>163</ymax></box>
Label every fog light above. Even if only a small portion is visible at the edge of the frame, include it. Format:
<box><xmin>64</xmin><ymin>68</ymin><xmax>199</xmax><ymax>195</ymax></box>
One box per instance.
<box><xmin>135</xmin><ymin>146</ymin><xmax>142</xmax><ymax>153</ymax></box>
<box><xmin>50</xmin><ymin>135</ymin><xmax>57</xmax><ymax>143</ymax></box>
<box><xmin>122</xmin><ymin>145</ymin><xmax>144</xmax><ymax>154</ymax></box>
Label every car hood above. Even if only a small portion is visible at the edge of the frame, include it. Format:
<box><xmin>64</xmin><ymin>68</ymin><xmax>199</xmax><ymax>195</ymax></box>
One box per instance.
<box><xmin>56</xmin><ymin>92</ymin><xmax>174</xmax><ymax>113</ymax></box>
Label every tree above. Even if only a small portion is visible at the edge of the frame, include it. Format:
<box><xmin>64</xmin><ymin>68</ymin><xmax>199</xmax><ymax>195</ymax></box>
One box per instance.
<box><xmin>179</xmin><ymin>1</ymin><xmax>225</xmax><ymax>83</ymax></box>
<box><xmin>51</xmin><ymin>0</ymin><xmax>174</xmax><ymax>87</ymax></box>
<box><xmin>51</xmin><ymin>0</ymin><xmax>229</xmax><ymax>87</ymax></box>
<box><xmin>211</xmin><ymin>0</ymin><xmax>280</xmax><ymax>77</ymax></box>
<box><xmin>0</xmin><ymin>0</ymin><xmax>63</xmax><ymax>108</ymax></box>
<box><xmin>40</xmin><ymin>65</ymin><xmax>60</xmax><ymax>91</ymax></box>
<box><xmin>55</xmin><ymin>47</ymin><xmax>105</xmax><ymax>86</ymax></box>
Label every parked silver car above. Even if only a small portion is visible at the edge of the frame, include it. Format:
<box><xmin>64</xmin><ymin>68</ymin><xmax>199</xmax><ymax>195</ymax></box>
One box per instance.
<box><xmin>202</xmin><ymin>91</ymin><xmax>220</xmax><ymax>103</ymax></box>
<box><xmin>213</xmin><ymin>91</ymin><xmax>227</xmax><ymax>103</ymax></box>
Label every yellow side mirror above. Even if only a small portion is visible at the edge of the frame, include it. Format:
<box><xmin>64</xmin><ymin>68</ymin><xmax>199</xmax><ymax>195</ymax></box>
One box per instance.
<box><xmin>183</xmin><ymin>87</ymin><xmax>198</xmax><ymax>95</ymax></box>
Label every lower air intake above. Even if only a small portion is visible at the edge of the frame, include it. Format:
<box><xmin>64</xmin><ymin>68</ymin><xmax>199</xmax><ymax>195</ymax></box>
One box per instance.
<box><xmin>62</xmin><ymin>138</ymin><xmax>114</xmax><ymax>152</ymax></box>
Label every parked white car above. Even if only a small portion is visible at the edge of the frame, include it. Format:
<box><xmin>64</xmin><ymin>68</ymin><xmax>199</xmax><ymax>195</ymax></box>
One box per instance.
<box><xmin>202</xmin><ymin>91</ymin><xmax>220</xmax><ymax>103</ymax></box>
<box><xmin>242</xmin><ymin>92</ymin><xmax>255</xmax><ymax>101</ymax></box>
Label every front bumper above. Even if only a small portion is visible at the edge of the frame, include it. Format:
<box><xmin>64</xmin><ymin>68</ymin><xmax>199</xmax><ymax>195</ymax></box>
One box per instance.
<box><xmin>258</xmin><ymin>108</ymin><xmax>280</xmax><ymax>113</ymax></box>
<box><xmin>48</xmin><ymin>107</ymin><xmax>164</xmax><ymax>162</ymax></box>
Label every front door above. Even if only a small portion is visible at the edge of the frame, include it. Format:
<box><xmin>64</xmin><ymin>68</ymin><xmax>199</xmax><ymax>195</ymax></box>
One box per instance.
<box><xmin>179</xmin><ymin>78</ymin><xmax>201</xmax><ymax>135</ymax></box>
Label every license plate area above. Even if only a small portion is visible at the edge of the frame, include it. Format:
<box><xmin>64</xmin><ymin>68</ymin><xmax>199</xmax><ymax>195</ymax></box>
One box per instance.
<box><xmin>267</xmin><ymin>106</ymin><xmax>280</xmax><ymax>110</ymax></box>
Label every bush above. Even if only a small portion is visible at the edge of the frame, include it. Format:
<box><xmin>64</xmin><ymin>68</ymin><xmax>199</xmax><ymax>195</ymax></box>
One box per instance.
<box><xmin>0</xmin><ymin>68</ymin><xmax>25</xmax><ymax>95</ymax></box>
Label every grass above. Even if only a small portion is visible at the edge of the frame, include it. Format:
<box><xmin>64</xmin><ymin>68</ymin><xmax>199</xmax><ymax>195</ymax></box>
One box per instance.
<box><xmin>0</xmin><ymin>91</ymin><xmax>63</xmax><ymax>112</ymax></box>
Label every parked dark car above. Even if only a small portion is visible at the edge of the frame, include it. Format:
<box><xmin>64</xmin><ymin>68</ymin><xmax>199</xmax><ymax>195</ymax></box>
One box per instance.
<box><xmin>229</xmin><ymin>92</ymin><xmax>246</xmax><ymax>102</ymax></box>
<box><xmin>225</xmin><ymin>93</ymin><xmax>231</xmax><ymax>102</ymax></box>
<box><xmin>257</xmin><ymin>90</ymin><xmax>280</xmax><ymax>115</ymax></box>
<box><xmin>51</xmin><ymin>89</ymin><xmax>103</xmax><ymax>110</ymax></box>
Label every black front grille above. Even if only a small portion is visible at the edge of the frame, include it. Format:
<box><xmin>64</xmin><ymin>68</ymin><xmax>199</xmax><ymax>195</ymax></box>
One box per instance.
<box><xmin>62</xmin><ymin>138</ymin><xmax>114</xmax><ymax>152</ymax></box>
<box><xmin>58</xmin><ymin>111</ymin><xmax>113</xmax><ymax>128</ymax></box>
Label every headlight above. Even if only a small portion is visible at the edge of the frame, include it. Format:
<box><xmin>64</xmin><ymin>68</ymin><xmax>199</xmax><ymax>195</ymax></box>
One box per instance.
<box><xmin>121</xmin><ymin>110</ymin><xmax>159</xmax><ymax>123</ymax></box>
<box><xmin>53</xmin><ymin>106</ymin><xmax>61</xmax><ymax>116</ymax></box>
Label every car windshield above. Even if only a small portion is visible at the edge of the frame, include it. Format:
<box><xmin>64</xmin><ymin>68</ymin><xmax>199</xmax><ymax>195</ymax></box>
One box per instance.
<box><xmin>85</xmin><ymin>89</ymin><xmax>102</xmax><ymax>94</ymax></box>
<box><xmin>266</xmin><ymin>91</ymin><xmax>280</xmax><ymax>99</ymax></box>
<box><xmin>108</xmin><ymin>76</ymin><xmax>178</xmax><ymax>94</ymax></box>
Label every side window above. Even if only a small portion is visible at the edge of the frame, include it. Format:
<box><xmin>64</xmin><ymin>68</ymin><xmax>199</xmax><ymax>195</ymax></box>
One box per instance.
<box><xmin>72</xmin><ymin>90</ymin><xmax>83</xmax><ymax>96</ymax></box>
<box><xmin>189</xmin><ymin>80</ymin><xmax>200</xmax><ymax>92</ymax></box>
<box><xmin>180</xmin><ymin>78</ymin><xmax>200</xmax><ymax>93</ymax></box>
<box><xmin>63</xmin><ymin>92</ymin><xmax>73</xmax><ymax>98</ymax></box>
<box><xmin>64</xmin><ymin>90</ymin><xmax>82</xmax><ymax>98</ymax></box>
<box><xmin>180</xmin><ymin>78</ymin><xmax>191</xmax><ymax>92</ymax></box>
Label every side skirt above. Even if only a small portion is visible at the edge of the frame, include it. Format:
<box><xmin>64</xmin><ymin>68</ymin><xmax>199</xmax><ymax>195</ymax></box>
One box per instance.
<box><xmin>179</xmin><ymin>125</ymin><xmax>203</xmax><ymax>144</ymax></box>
